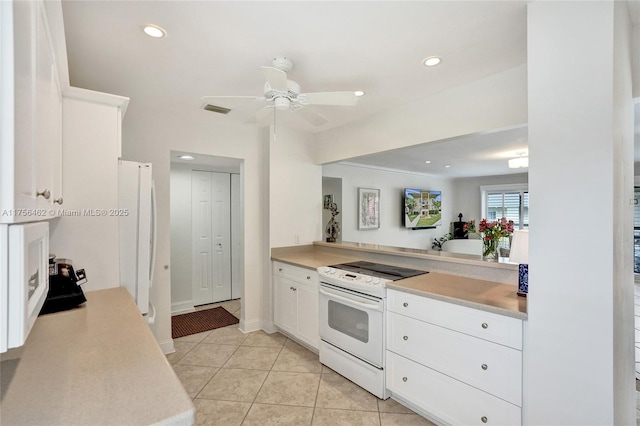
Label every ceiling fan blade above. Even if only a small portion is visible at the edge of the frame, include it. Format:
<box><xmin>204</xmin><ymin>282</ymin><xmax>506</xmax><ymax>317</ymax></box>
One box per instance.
<box><xmin>298</xmin><ymin>91</ymin><xmax>358</xmax><ymax>106</ymax></box>
<box><xmin>296</xmin><ymin>107</ymin><xmax>328</xmax><ymax>127</ymax></box>
<box><xmin>200</xmin><ymin>95</ymin><xmax>263</xmax><ymax>108</ymax></box>
<box><xmin>260</xmin><ymin>66</ymin><xmax>288</xmax><ymax>92</ymax></box>
<box><xmin>246</xmin><ymin>106</ymin><xmax>273</xmax><ymax>124</ymax></box>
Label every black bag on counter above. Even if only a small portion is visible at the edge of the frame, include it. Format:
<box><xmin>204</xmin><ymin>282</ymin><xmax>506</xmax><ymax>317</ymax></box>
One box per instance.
<box><xmin>40</xmin><ymin>257</ymin><xmax>87</xmax><ymax>315</ymax></box>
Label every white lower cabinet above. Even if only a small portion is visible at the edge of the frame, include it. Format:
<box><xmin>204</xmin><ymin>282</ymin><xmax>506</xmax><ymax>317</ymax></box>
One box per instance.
<box><xmin>386</xmin><ymin>352</ymin><xmax>521</xmax><ymax>426</ymax></box>
<box><xmin>273</xmin><ymin>261</ymin><xmax>319</xmax><ymax>350</ymax></box>
<box><xmin>386</xmin><ymin>289</ymin><xmax>524</xmax><ymax>426</ymax></box>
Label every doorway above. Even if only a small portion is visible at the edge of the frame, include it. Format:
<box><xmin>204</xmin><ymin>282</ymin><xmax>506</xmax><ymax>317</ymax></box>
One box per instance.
<box><xmin>169</xmin><ymin>152</ymin><xmax>243</xmax><ymax>315</ymax></box>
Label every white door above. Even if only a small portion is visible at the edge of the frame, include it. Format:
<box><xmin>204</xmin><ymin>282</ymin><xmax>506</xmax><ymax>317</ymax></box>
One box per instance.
<box><xmin>192</xmin><ymin>171</ymin><xmax>231</xmax><ymax>306</ymax></box>
<box><xmin>231</xmin><ymin>173</ymin><xmax>243</xmax><ymax>300</ymax></box>
<box><xmin>210</xmin><ymin>172</ymin><xmax>231</xmax><ymax>303</ymax></box>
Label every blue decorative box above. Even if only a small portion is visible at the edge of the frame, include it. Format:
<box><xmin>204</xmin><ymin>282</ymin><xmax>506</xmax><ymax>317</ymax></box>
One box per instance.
<box><xmin>517</xmin><ymin>264</ymin><xmax>528</xmax><ymax>297</ymax></box>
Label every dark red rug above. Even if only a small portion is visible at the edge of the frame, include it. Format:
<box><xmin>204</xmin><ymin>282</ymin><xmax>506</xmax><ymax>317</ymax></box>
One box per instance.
<box><xmin>171</xmin><ymin>306</ymin><xmax>239</xmax><ymax>338</ymax></box>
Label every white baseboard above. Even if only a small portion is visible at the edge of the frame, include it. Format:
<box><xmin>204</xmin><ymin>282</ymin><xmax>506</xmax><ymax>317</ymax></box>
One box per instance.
<box><xmin>239</xmin><ymin>318</ymin><xmax>275</xmax><ymax>334</ymax></box>
<box><xmin>171</xmin><ymin>300</ymin><xmax>195</xmax><ymax>315</ymax></box>
<box><xmin>262</xmin><ymin>320</ymin><xmax>277</xmax><ymax>334</ymax></box>
<box><xmin>239</xmin><ymin>318</ymin><xmax>261</xmax><ymax>334</ymax></box>
<box><xmin>158</xmin><ymin>339</ymin><xmax>175</xmax><ymax>355</ymax></box>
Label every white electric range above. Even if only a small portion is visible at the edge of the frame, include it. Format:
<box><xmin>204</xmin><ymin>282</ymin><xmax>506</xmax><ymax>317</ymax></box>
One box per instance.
<box><xmin>317</xmin><ymin>261</ymin><xmax>428</xmax><ymax>399</ymax></box>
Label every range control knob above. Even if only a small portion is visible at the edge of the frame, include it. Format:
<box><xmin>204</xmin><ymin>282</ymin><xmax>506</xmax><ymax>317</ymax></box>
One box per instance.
<box><xmin>329</xmin><ymin>268</ymin><xmax>337</xmax><ymax>274</ymax></box>
<box><xmin>373</xmin><ymin>278</ymin><xmax>381</xmax><ymax>285</ymax></box>
<box><xmin>365</xmin><ymin>277</ymin><xmax>372</xmax><ymax>283</ymax></box>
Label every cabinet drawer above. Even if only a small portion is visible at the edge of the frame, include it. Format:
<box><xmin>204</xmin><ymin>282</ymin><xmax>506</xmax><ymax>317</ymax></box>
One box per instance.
<box><xmin>388</xmin><ymin>289</ymin><xmax>523</xmax><ymax>350</ymax></box>
<box><xmin>386</xmin><ymin>351</ymin><xmax>521</xmax><ymax>426</ymax></box>
<box><xmin>387</xmin><ymin>312</ymin><xmax>522</xmax><ymax>406</ymax></box>
<box><xmin>273</xmin><ymin>261</ymin><xmax>318</xmax><ymax>284</ymax></box>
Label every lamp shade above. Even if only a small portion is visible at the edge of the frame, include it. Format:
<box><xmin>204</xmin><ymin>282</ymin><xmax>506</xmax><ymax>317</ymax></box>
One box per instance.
<box><xmin>509</xmin><ymin>230</ymin><xmax>529</xmax><ymax>264</ymax></box>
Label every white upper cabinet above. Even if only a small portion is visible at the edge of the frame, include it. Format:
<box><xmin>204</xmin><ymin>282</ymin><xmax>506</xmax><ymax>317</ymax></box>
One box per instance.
<box><xmin>1</xmin><ymin>0</ymin><xmax>62</xmax><ymax>223</ymax></box>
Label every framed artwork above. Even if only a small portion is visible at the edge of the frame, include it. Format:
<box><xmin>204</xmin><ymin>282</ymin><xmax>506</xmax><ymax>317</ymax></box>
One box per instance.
<box><xmin>358</xmin><ymin>188</ymin><xmax>380</xmax><ymax>230</ymax></box>
<box><xmin>323</xmin><ymin>194</ymin><xmax>334</xmax><ymax>209</ymax></box>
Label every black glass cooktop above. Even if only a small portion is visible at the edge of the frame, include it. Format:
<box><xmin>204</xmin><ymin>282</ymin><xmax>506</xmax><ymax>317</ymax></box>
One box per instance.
<box><xmin>329</xmin><ymin>261</ymin><xmax>428</xmax><ymax>281</ymax></box>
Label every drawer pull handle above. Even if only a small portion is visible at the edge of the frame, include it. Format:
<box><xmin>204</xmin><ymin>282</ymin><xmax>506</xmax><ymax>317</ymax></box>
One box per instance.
<box><xmin>278</xmin><ymin>268</ymin><xmax>283</xmax><ymax>272</ymax></box>
<box><xmin>403</xmin><ymin>336</ymin><xmax>408</xmax><ymax>341</ymax></box>
<box><xmin>307</xmin><ymin>276</ymin><xmax>311</xmax><ymax>280</ymax></box>
<box><xmin>482</xmin><ymin>323</ymin><xmax>488</xmax><ymax>329</ymax></box>
<box><xmin>481</xmin><ymin>416</ymin><xmax>488</xmax><ymax>423</ymax></box>
<box><xmin>402</xmin><ymin>377</ymin><xmax>408</xmax><ymax>382</ymax></box>
<box><xmin>481</xmin><ymin>364</ymin><xmax>488</xmax><ymax>370</ymax></box>
<box><xmin>37</xmin><ymin>189</ymin><xmax>51</xmax><ymax>200</ymax></box>
<box><xmin>403</xmin><ymin>302</ymin><xmax>408</xmax><ymax>308</ymax></box>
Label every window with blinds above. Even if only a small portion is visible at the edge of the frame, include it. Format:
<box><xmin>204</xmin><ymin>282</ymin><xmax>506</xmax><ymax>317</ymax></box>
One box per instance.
<box><xmin>486</xmin><ymin>190</ymin><xmax>529</xmax><ymax>230</ymax></box>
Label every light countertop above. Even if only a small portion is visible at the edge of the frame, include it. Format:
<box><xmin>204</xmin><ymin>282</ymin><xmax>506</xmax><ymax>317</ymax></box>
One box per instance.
<box><xmin>271</xmin><ymin>244</ymin><xmax>527</xmax><ymax>320</ymax></box>
<box><xmin>388</xmin><ymin>272</ymin><xmax>527</xmax><ymax>319</ymax></box>
<box><xmin>0</xmin><ymin>287</ymin><xmax>195</xmax><ymax>426</ymax></box>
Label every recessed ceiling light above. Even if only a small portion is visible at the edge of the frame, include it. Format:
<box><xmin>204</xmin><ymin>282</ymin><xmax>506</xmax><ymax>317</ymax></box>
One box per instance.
<box><xmin>424</xmin><ymin>160</ymin><xmax>431</xmax><ymax>164</ymax></box>
<box><xmin>143</xmin><ymin>25</ymin><xmax>167</xmax><ymax>38</ymax></box>
<box><xmin>354</xmin><ymin>91</ymin><xmax>366</xmax><ymax>97</ymax></box>
<box><xmin>422</xmin><ymin>56</ymin><xmax>442</xmax><ymax>67</ymax></box>
<box><xmin>444</xmin><ymin>165</ymin><xmax>450</xmax><ymax>168</ymax></box>
<box><xmin>178</xmin><ymin>155</ymin><xmax>195</xmax><ymax>160</ymax></box>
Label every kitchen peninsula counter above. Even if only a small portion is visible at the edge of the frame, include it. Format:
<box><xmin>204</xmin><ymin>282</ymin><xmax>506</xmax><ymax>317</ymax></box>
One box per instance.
<box><xmin>272</xmin><ymin>242</ymin><xmax>526</xmax><ymax>320</ymax></box>
<box><xmin>0</xmin><ymin>287</ymin><xmax>195</xmax><ymax>426</ymax></box>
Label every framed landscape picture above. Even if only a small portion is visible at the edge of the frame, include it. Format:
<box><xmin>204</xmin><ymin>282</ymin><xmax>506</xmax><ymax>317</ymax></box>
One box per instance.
<box><xmin>358</xmin><ymin>188</ymin><xmax>380</xmax><ymax>230</ymax></box>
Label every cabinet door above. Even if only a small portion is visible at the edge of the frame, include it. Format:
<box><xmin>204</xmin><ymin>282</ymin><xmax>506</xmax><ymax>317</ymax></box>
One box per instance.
<box><xmin>3</xmin><ymin>0</ymin><xmax>38</xmax><ymax>219</ymax></box>
<box><xmin>34</xmin><ymin>1</ymin><xmax>61</xmax><ymax>211</ymax></box>
<box><xmin>273</xmin><ymin>275</ymin><xmax>296</xmax><ymax>335</ymax></box>
<box><xmin>295</xmin><ymin>280</ymin><xmax>319</xmax><ymax>349</ymax></box>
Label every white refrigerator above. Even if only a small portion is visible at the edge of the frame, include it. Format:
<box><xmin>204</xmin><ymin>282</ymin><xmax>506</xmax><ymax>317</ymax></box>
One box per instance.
<box><xmin>119</xmin><ymin>160</ymin><xmax>156</xmax><ymax>322</ymax></box>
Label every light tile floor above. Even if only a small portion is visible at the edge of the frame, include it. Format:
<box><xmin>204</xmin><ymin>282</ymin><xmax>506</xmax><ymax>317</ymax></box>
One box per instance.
<box><xmin>177</xmin><ymin>301</ymin><xmax>640</xmax><ymax>424</ymax></box>
<box><xmin>168</xmin><ymin>302</ymin><xmax>435</xmax><ymax>426</ymax></box>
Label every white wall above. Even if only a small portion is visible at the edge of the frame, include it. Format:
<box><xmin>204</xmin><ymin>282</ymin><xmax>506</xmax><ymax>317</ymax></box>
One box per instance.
<box><xmin>269</xmin><ymin>126</ymin><xmax>323</xmax><ymax>248</ymax></box>
<box><xmin>526</xmin><ymin>2</ymin><xmax>635</xmax><ymax>424</ymax></box>
<box><xmin>49</xmin><ymin>96</ymin><xmax>122</xmax><ymax>292</ymax></box>
<box><xmin>122</xmin><ymin>104</ymin><xmax>269</xmax><ymax>351</ymax></box>
<box><xmin>169</xmin><ymin>163</ymin><xmax>193</xmax><ymax>312</ymax></box>
<box><xmin>451</xmin><ymin>173</ymin><xmax>528</xmax><ymax>222</ymax></box>
<box><xmin>315</xmin><ymin>65</ymin><xmax>527</xmax><ymax>164</ymax></box>
<box><xmin>322</xmin><ymin>164</ymin><xmax>453</xmax><ymax>250</ymax></box>
<box><xmin>267</xmin><ymin>125</ymin><xmax>322</xmax><ymax>332</ymax></box>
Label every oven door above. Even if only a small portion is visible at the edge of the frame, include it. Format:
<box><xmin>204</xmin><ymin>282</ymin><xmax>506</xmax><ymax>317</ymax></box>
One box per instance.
<box><xmin>319</xmin><ymin>282</ymin><xmax>384</xmax><ymax>367</ymax></box>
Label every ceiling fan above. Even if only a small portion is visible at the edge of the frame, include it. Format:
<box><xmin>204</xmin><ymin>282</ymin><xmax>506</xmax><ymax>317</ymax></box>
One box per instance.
<box><xmin>201</xmin><ymin>57</ymin><xmax>360</xmax><ymax>127</ymax></box>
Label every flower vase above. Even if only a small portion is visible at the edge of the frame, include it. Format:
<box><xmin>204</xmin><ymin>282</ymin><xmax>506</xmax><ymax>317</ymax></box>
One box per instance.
<box><xmin>482</xmin><ymin>239</ymin><xmax>499</xmax><ymax>261</ymax></box>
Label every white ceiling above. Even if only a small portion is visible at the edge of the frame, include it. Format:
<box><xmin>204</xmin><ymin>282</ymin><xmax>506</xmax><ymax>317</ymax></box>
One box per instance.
<box><xmin>61</xmin><ymin>1</ymin><xmax>638</xmax><ymax>178</ymax></box>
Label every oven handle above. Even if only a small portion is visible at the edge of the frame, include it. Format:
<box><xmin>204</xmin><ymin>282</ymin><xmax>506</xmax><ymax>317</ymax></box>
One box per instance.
<box><xmin>319</xmin><ymin>287</ymin><xmax>384</xmax><ymax>312</ymax></box>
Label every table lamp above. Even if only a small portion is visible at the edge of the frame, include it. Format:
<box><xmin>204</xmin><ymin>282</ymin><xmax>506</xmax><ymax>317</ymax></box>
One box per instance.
<box><xmin>509</xmin><ymin>230</ymin><xmax>529</xmax><ymax>297</ymax></box>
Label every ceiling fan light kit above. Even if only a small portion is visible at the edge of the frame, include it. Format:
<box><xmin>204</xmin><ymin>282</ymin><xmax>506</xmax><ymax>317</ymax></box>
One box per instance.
<box><xmin>201</xmin><ymin>57</ymin><xmax>360</xmax><ymax>127</ymax></box>
<box><xmin>508</xmin><ymin>156</ymin><xmax>529</xmax><ymax>169</ymax></box>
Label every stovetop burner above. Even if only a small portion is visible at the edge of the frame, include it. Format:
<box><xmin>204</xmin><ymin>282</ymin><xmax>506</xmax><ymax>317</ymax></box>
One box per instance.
<box><xmin>328</xmin><ymin>261</ymin><xmax>428</xmax><ymax>281</ymax></box>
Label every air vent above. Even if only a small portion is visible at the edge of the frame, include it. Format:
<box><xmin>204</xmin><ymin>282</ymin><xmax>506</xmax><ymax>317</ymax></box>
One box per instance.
<box><xmin>203</xmin><ymin>104</ymin><xmax>231</xmax><ymax>114</ymax></box>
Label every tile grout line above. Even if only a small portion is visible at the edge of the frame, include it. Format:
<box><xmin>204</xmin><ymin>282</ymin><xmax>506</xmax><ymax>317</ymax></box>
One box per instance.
<box><xmin>310</xmin><ymin>363</ymin><xmax>325</xmax><ymax>426</ymax></box>
<box><xmin>239</xmin><ymin>337</ymin><xmax>287</xmax><ymax>425</ymax></box>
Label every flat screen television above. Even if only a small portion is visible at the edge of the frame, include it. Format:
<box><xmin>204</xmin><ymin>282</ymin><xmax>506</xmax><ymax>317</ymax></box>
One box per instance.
<box><xmin>403</xmin><ymin>188</ymin><xmax>442</xmax><ymax>229</ymax></box>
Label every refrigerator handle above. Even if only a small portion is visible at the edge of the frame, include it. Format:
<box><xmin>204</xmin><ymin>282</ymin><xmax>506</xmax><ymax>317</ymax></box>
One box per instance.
<box><xmin>149</xmin><ymin>180</ymin><xmax>157</xmax><ymax>289</ymax></box>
